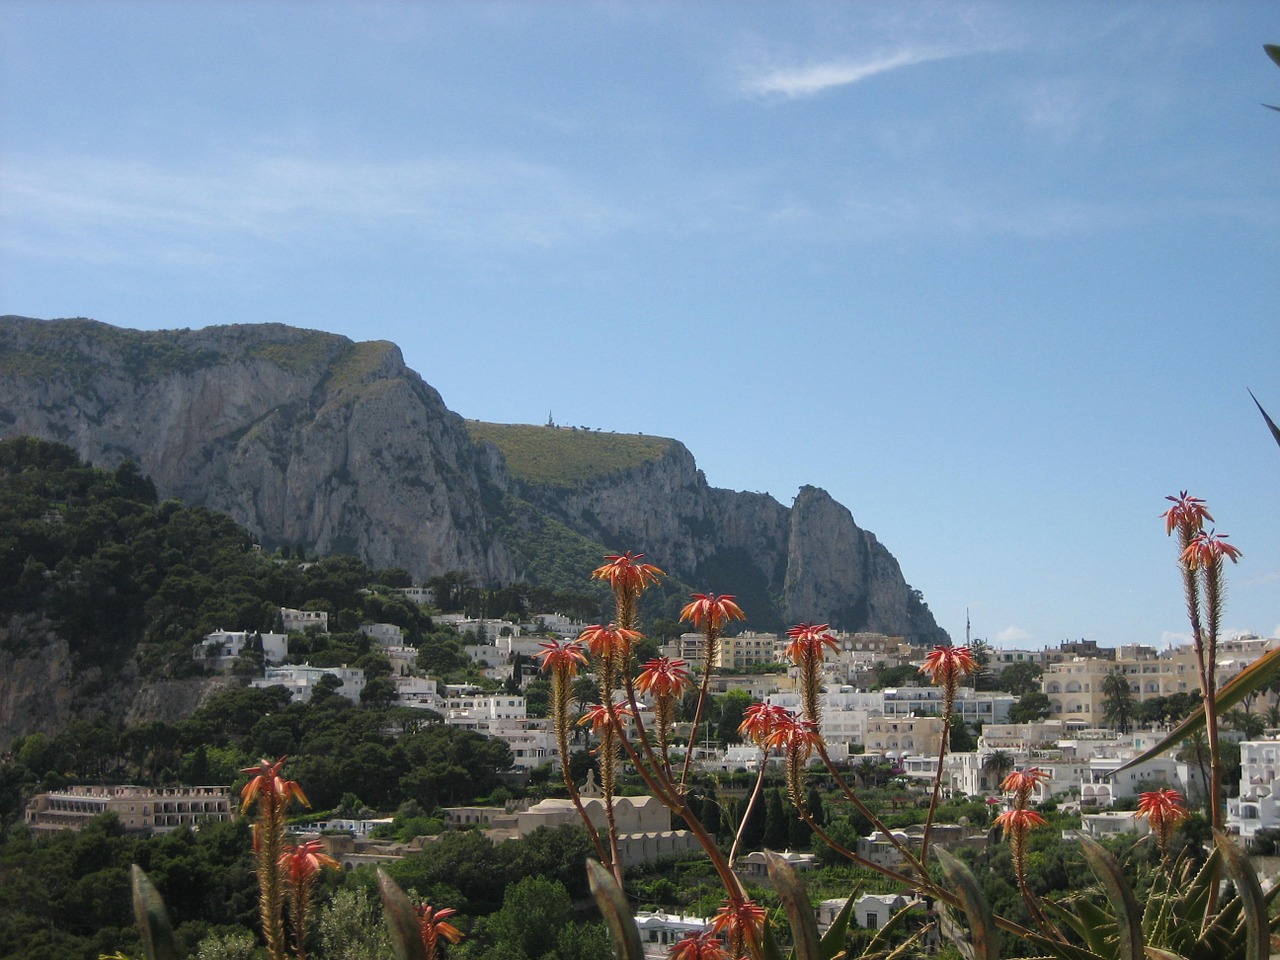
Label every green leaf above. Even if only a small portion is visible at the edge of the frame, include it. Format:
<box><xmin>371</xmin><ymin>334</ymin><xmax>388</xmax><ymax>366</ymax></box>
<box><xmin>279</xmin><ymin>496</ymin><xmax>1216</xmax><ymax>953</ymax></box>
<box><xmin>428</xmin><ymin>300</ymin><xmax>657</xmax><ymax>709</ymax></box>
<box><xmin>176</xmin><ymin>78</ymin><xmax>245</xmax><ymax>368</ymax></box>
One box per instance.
<box><xmin>1111</xmin><ymin>647</ymin><xmax>1280</xmax><ymax>776</ymax></box>
<box><xmin>586</xmin><ymin>860</ymin><xmax>644</xmax><ymax>960</ymax></box>
<box><xmin>377</xmin><ymin>867</ymin><xmax>428</xmax><ymax>960</ymax></box>
<box><xmin>1249</xmin><ymin>391</ymin><xmax>1280</xmax><ymax>450</ymax></box>
<box><xmin>1079</xmin><ymin>837</ymin><xmax>1143</xmax><ymax>960</ymax></box>
<box><xmin>935</xmin><ymin>846</ymin><xmax>998</xmax><ymax>960</ymax></box>
<box><xmin>767</xmin><ymin>851</ymin><xmax>822</xmax><ymax>960</ymax></box>
<box><xmin>1214</xmin><ymin>830</ymin><xmax>1267</xmax><ymax>960</ymax></box>
<box><xmin>1265</xmin><ymin>45</ymin><xmax>1280</xmax><ymax>69</ymax></box>
<box><xmin>130</xmin><ymin>865</ymin><xmax>178</xmax><ymax>960</ymax></box>
<box><xmin>761</xmin><ymin>915</ymin><xmax>787</xmax><ymax>960</ymax></box>
<box><xmin>818</xmin><ymin>884</ymin><xmax>861</xmax><ymax>960</ymax></box>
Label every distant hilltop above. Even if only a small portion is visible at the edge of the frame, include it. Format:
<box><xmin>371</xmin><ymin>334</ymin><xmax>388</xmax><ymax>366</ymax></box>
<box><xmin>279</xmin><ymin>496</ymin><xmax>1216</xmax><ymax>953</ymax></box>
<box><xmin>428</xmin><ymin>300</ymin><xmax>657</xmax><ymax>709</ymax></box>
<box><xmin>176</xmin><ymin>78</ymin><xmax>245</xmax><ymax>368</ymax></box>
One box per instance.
<box><xmin>0</xmin><ymin>315</ymin><xmax>947</xmax><ymax>642</ymax></box>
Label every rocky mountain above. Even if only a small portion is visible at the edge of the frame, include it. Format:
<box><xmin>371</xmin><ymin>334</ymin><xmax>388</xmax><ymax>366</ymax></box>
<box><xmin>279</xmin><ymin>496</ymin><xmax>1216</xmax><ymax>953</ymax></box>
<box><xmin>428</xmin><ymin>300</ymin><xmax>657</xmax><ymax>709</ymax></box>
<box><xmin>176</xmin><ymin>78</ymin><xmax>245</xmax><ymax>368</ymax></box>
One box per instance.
<box><xmin>0</xmin><ymin>316</ymin><xmax>947</xmax><ymax>643</ymax></box>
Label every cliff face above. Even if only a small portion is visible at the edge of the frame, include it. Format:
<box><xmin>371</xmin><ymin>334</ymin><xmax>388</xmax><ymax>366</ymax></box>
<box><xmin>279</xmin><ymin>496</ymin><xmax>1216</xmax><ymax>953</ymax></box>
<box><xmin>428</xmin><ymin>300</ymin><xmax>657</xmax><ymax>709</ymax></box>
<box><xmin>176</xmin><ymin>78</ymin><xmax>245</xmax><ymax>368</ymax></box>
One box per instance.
<box><xmin>0</xmin><ymin>317</ymin><xmax>516</xmax><ymax>582</ymax></box>
<box><xmin>0</xmin><ymin>316</ymin><xmax>947</xmax><ymax>643</ymax></box>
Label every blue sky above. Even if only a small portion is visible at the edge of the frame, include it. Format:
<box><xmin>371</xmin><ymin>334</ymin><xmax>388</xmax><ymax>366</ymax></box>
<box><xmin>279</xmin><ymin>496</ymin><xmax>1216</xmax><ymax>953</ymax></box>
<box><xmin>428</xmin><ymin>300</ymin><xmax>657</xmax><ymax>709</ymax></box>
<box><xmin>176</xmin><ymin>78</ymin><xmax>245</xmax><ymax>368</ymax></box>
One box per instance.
<box><xmin>3</xmin><ymin>2</ymin><xmax>1278</xmax><ymax>649</ymax></box>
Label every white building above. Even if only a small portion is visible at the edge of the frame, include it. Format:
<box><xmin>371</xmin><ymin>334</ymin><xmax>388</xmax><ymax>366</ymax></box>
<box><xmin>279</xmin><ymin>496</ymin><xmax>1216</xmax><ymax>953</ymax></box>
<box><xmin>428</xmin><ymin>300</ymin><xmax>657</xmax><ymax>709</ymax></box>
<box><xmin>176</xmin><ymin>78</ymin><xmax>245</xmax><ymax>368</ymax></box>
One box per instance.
<box><xmin>1229</xmin><ymin>739</ymin><xmax>1280</xmax><ymax>838</ymax></box>
<box><xmin>882</xmin><ymin>685</ymin><xmax>1016</xmax><ymax>725</ymax></box>
<box><xmin>394</xmin><ymin>676</ymin><xmax>441</xmax><ymax>710</ymax></box>
<box><xmin>397</xmin><ymin>586</ymin><xmax>434</xmax><ymax>606</ymax></box>
<box><xmin>252</xmin><ymin>665</ymin><xmax>366</xmax><ymax>704</ymax></box>
<box><xmin>634</xmin><ymin>912</ymin><xmax>713</xmax><ymax>958</ymax></box>
<box><xmin>360</xmin><ymin>622</ymin><xmax>404</xmax><ymax>645</ymax></box>
<box><xmin>280</xmin><ymin>607</ymin><xmax>329</xmax><ymax>634</ymax></box>
<box><xmin>194</xmin><ymin>629</ymin><xmax>288</xmax><ymax>671</ymax></box>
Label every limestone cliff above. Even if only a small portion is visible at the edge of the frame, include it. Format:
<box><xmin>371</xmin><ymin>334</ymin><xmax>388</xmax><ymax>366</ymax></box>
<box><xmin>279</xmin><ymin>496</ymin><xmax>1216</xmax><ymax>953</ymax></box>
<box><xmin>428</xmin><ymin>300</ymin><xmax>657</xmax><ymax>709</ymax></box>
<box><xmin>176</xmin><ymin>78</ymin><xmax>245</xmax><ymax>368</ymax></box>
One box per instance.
<box><xmin>0</xmin><ymin>317</ymin><xmax>516</xmax><ymax>582</ymax></box>
<box><xmin>0</xmin><ymin>316</ymin><xmax>947</xmax><ymax>643</ymax></box>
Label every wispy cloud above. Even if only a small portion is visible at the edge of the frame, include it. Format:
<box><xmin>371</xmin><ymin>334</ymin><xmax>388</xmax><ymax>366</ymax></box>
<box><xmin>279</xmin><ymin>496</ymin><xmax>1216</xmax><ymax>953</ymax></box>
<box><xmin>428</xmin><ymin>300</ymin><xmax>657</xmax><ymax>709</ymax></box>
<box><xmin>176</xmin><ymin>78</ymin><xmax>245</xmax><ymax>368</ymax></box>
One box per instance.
<box><xmin>995</xmin><ymin>626</ymin><xmax>1031</xmax><ymax>644</ymax></box>
<box><xmin>0</xmin><ymin>152</ymin><xmax>631</xmax><ymax>268</ymax></box>
<box><xmin>741</xmin><ymin>46</ymin><xmax>959</xmax><ymax>98</ymax></box>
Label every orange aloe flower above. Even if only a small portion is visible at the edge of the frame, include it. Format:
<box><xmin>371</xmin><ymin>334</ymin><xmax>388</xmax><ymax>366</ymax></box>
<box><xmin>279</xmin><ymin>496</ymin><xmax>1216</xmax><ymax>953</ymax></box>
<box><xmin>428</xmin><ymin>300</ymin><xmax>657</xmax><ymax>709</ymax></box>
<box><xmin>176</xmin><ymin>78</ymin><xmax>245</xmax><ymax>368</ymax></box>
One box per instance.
<box><xmin>784</xmin><ymin>622</ymin><xmax>838</xmax><ymax>663</ymax></box>
<box><xmin>669</xmin><ymin>931</ymin><xmax>728</xmax><ymax>960</ymax></box>
<box><xmin>1137</xmin><ymin>788</ymin><xmax>1190</xmax><ymax>855</ymax></box>
<box><xmin>920</xmin><ymin>645</ymin><xmax>978</xmax><ymax>689</ymax></box>
<box><xmin>763</xmin><ymin>713</ymin><xmax>822</xmax><ymax>759</ymax></box>
<box><xmin>592</xmin><ymin>552</ymin><xmax>665</xmax><ymax>595</ymax></box>
<box><xmin>738</xmin><ymin>702</ymin><xmax>791</xmax><ymax>748</ymax></box>
<box><xmin>535</xmin><ymin>638</ymin><xmax>588</xmax><ymax>676</ymax></box>
<box><xmin>995</xmin><ymin>807</ymin><xmax>1048</xmax><ymax>837</ymax></box>
<box><xmin>279</xmin><ymin>839</ymin><xmax>338</xmax><ymax>883</ymax></box>
<box><xmin>1181</xmin><ymin>530</ymin><xmax>1243</xmax><ymax>569</ymax></box>
<box><xmin>636</xmin><ymin>657</ymin><xmax>691</xmax><ymax>698</ymax></box>
<box><xmin>679</xmin><ymin>593</ymin><xmax>746</xmax><ymax>634</ymax></box>
<box><xmin>1000</xmin><ymin>767</ymin><xmax>1050</xmax><ymax>807</ymax></box>
<box><xmin>416</xmin><ymin>903</ymin><xmax>463</xmax><ymax>960</ymax></box>
<box><xmin>710</xmin><ymin>897</ymin><xmax>767</xmax><ymax>957</ymax></box>
<box><xmin>579</xmin><ymin>702</ymin><xmax>635</xmax><ymax>734</ymax></box>
<box><xmin>240</xmin><ymin>756</ymin><xmax>309</xmax><ymax>813</ymax></box>
<box><xmin>578</xmin><ymin>623</ymin><xmax>642</xmax><ymax>661</ymax></box>
<box><xmin>1163</xmin><ymin>491</ymin><xmax>1213</xmax><ymax>538</ymax></box>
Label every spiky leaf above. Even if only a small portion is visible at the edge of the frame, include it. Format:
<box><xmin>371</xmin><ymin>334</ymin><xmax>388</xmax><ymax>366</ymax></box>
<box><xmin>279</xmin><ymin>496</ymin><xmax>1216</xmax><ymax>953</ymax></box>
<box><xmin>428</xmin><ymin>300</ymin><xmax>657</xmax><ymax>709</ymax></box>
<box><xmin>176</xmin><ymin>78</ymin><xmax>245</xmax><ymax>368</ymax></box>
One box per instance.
<box><xmin>378</xmin><ymin>868</ymin><xmax>428</xmax><ymax>960</ymax></box>
<box><xmin>1249</xmin><ymin>391</ymin><xmax>1280</xmax><ymax>450</ymax></box>
<box><xmin>1215</xmin><ymin>831</ymin><xmax>1266</xmax><ymax>960</ymax></box>
<box><xmin>767</xmin><ymin>851</ymin><xmax>822</xmax><ymax>960</ymax></box>
<box><xmin>1079</xmin><ymin>837</ymin><xmax>1143</xmax><ymax>960</ymax></box>
<box><xmin>818</xmin><ymin>884</ymin><xmax>860</xmax><ymax>960</ymax></box>
<box><xmin>935</xmin><ymin>846</ymin><xmax>998</xmax><ymax>960</ymax></box>
<box><xmin>587</xmin><ymin>859</ymin><xmax>644</xmax><ymax>960</ymax></box>
<box><xmin>130</xmin><ymin>864</ymin><xmax>178</xmax><ymax>960</ymax></box>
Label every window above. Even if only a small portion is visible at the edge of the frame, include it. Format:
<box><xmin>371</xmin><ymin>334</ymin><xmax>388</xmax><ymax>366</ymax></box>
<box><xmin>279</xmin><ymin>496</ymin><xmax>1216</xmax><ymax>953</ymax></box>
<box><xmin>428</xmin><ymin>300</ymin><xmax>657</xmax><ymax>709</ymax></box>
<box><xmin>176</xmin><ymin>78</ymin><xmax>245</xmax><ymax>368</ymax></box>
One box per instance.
<box><xmin>866</xmin><ymin>913</ymin><xmax>880</xmax><ymax>929</ymax></box>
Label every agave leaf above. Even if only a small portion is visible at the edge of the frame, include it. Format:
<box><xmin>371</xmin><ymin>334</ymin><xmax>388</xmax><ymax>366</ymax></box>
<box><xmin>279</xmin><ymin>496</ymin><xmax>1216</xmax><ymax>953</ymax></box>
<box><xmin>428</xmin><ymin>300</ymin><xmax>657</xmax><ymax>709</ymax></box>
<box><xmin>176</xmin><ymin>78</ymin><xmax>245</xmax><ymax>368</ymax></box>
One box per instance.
<box><xmin>760</xmin><ymin>917</ymin><xmax>787</xmax><ymax>960</ymax></box>
<box><xmin>1111</xmin><ymin>648</ymin><xmax>1280</xmax><ymax>776</ymax></box>
<box><xmin>378</xmin><ymin>868</ymin><xmax>428</xmax><ymax>960</ymax></box>
<box><xmin>818</xmin><ymin>883</ymin><xmax>860</xmax><ymax>960</ymax></box>
<box><xmin>1266</xmin><ymin>45</ymin><xmax>1280</xmax><ymax>69</ymax></box>
<box><xmin>587</xmin><ymin>859</ymin><xmax>645</xmax><ymax>960</ymax></box>
<box><xmin>1214</xmin><ymin>831</ymin><xmax>1266</xmax><ymax>960</ymax></box>
<box><xmin>1053</xmin><ymin>896</ymin><xmax>1115</xmax><ymax>956</ymax></box>
<box><xmin>1249</xmin><ymin>391</ymin><xmax>1280</xmax><ymax>450</ymax></box>
<box><xmin>935</xmin><ymin>846</ymin><xmax>998</xmax><ymax>960</ymax></box>
<box><xmin>1079</xmin><ymin>837</ymin><xmax>1143</xmax><ymax>960</ymax></box>
<box><xmin>1146</xmin><ymin>949</ymin><xmax>1190</xmax><ymax>960</ymax></box>
<box><xmin>130</xmin><ymin>864</ymin><xmax>178</xmax><ymax>960</ymax></box>
<box><xmin>767</xmin><ymin>851</ymin><xmax>822</xmax><ymax>960</ymax></box>
<box><xmin>1023</xmin><ymin>931</ymin><xmax>1106</xmax><ymax>960</ymax></box>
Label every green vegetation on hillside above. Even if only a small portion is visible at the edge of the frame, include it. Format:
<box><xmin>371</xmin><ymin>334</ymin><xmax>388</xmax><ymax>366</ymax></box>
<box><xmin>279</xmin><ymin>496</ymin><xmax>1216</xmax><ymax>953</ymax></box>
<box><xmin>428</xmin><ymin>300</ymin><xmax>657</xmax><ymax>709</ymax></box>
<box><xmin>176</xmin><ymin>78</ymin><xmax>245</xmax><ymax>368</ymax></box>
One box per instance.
<box><xmin>465</xmin><ymin>421</ymin><xmax>671</xmax><ymax>488</ymax></box>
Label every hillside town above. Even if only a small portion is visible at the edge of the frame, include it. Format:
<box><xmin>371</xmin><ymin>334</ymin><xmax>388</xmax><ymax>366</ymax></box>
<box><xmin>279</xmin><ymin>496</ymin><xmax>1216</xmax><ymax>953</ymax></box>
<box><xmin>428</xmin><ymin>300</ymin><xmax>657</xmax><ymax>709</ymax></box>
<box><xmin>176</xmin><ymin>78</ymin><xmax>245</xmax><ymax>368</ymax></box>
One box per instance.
<box><xmin>24</xmin><ymin>583</ymin><xmax>1280</xmax><ymax>940</ymax></box>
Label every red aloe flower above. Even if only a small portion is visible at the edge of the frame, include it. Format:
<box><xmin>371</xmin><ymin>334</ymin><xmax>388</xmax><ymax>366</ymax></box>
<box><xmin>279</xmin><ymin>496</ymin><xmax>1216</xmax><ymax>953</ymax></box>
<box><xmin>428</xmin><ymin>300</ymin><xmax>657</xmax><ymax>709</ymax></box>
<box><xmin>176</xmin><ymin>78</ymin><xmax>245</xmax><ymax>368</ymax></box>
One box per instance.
<box><xmin>995</xmin><ymin>807</ymin><xmax>1048</xmax><ymax>840</ymax></box>
<box><xmin>784</xmin><ymin>622</ymin><xmax>838</xmax><ymax>663</ymax></box>
<box><xmin>592</xmin><ymin>552</ymin><xmax>665</xmax><ymax>594</ymax></box>
<box><xmin>1137</xmin><ymin>788</ymin><xmax>1190</xmax><ymax>855</ymax></box>
<box><xmin>240</xmin><ymin>756</ymin><xmax>309</xmax><ymax>813</ymax></box>
<box><xmin>920</xmin><ymin>645</ymin><xmax>978</xmax><ymax>691</ymax></box>
<box><xmin>738</xmin><ymin>702</ymin><xmax>791</xmax><ymax>747</ymax></box>
<box><xmin>1181</xmin><ymin>530</ymin><xmax>1243</xmax><ymax>569</ymax></box>
<box><xmin>535</xmin><ymin>638</ymin><xmax>588</xmax><ymax>676</ymax></box>
<box><xmin>679</xmin><ymin>594</ymin><xmax>746</xmax><ymax>633</ymax></box>
<box><xmin>279</xmin><ymin>839</ymin><xmax>339</xmax><ymax>882</ymax></box>
<box><xmin>578</xmin><ymin>623</ymin><xmax>642</xmax><ymax>661</ymax></box>
<box><xmin>763</xmin><ymin>713</ymin><xmax>823</xmax><ymax>759</ymax></box>
<box><xmin>636</xmin><ymin>657</ymin><xmax>691</xmax><ymax>698</ymax></box>
<box><xmin>1163</xmin><ymin>491</ymin><xmax>1213</xmax><ymax>538</ymax></box>
<box><xmin>710</xmin><ymin>897</ymin><xmax>767</xmax><ymax>957</ymax></box>
<box><xmin>579</xmin><ymin>702</ymin><xmax>635</xmax><ymax>734</ymax></box>
<box><xmin>669</xmin><ymin>931</ymin><xmax>728</xmax><ymax>960</ymax></box>
<box><xmin>416</xmin><ymin>903</ymin><xmax>463</xmax><ymax>960</ymax></box>
<box><xmin>1000</xmin><ymin>767</ymin><xmax>1049</xmax><ymax>806</ymax></box>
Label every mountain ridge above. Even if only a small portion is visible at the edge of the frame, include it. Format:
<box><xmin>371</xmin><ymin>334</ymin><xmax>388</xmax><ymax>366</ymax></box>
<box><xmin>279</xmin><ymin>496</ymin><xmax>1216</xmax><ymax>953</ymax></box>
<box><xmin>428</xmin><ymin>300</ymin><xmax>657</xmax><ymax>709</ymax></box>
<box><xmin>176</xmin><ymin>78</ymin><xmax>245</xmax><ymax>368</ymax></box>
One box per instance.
<box><xmin>0</xmin><ymin>315</ymin><xmax>946</xmax><ymax>642</ymax></box>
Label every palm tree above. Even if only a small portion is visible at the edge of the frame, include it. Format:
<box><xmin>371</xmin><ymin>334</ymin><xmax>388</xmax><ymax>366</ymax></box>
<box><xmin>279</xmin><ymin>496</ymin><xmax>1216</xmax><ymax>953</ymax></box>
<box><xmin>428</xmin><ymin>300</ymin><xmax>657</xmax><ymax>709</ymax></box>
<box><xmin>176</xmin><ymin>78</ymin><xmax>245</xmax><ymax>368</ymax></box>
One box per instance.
<box><xmin>1102</xmin><ymin>670</ymin><xmax>1135</xmax><ymax>734</ymax></box>
<box><xmin>981</xmin><ymin>750</ymin><xmax>1016</xmax><ymax>792</ymax></box>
